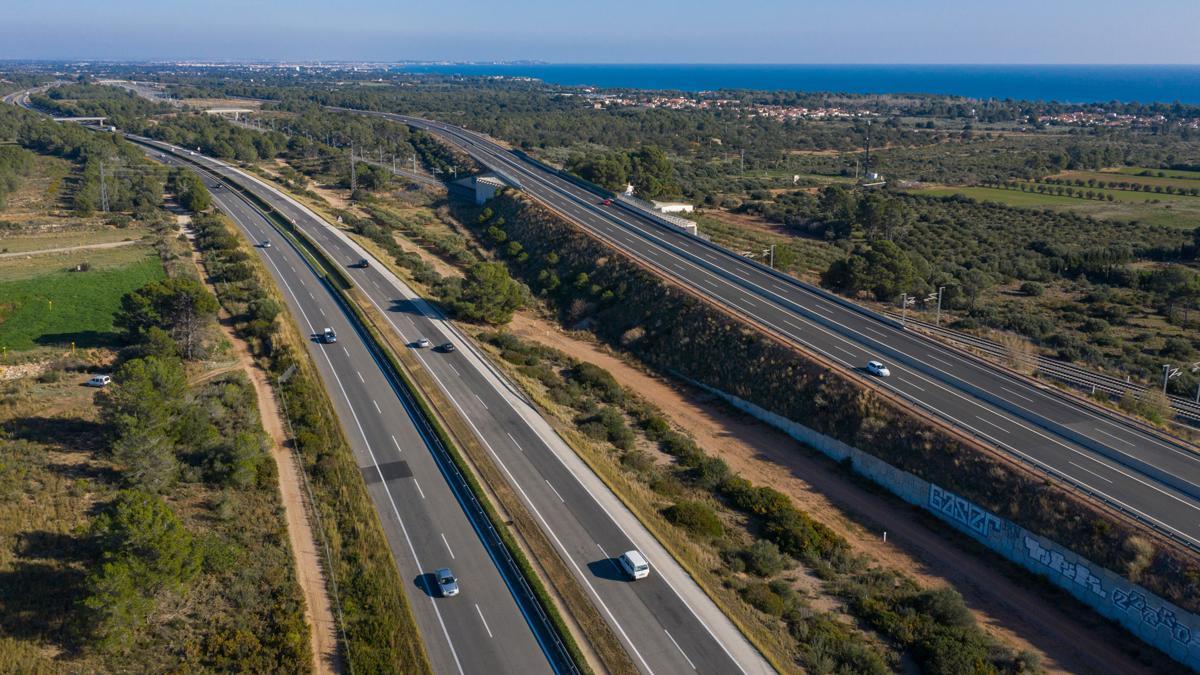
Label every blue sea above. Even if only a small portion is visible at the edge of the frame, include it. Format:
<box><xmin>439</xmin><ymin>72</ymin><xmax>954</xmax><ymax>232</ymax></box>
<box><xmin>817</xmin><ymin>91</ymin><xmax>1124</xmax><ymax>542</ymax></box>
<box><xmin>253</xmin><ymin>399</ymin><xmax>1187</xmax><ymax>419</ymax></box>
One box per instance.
<box><xmin>394</xmin><ymin>64</ymin><xmax>1200</xmax><ymax>104</ymax></box>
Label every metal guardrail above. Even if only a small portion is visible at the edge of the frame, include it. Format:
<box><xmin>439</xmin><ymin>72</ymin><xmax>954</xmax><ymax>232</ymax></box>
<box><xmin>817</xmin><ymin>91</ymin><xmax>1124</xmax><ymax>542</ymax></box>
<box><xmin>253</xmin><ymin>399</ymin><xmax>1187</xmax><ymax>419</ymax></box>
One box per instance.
<box><xmin>149</xmin><ymin>138</ymin><xmax>581</xmax><ymax>675</ymax></box>
<box><xmin>831</xmin><ymin>341</ymin><xmax>1200</xmax><ymax>554</ymax></box>
<box><xmin>367</xmin><ymin>113</ymin><xmax>1200</xmax><ymax>553</ymax></box>
<box><xmin>334</xmin><ymin>286</ymin><xmax>580</xmax><ymax>675</ymax></box>
<box><xmin>887</xmin><ymin>311</ymin><xmax>1200</xmax><ymax>425</ymax></box>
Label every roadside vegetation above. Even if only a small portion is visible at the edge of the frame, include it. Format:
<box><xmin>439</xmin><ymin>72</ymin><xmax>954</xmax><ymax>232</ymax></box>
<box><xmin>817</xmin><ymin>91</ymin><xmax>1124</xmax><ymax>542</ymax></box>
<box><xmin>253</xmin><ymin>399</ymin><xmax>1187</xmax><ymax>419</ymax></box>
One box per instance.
<box><xmin>188</xmin><ymin>201</ymin><xmax>432</xmax><ymax>672</ymax></box>
<box><xmin>476</xmin><ymin>330</ymin><xmax>1037</xmax><ymax>674</ymax></box>
<box><xmin>462</xmin><ymin>190</ymin><xmax>1200</xmax><ymax>621</ymax></box>
<box><xmin>0</xmin><ymin>150</ymin><xmax>309</xmax><ymax>670</ymax></box>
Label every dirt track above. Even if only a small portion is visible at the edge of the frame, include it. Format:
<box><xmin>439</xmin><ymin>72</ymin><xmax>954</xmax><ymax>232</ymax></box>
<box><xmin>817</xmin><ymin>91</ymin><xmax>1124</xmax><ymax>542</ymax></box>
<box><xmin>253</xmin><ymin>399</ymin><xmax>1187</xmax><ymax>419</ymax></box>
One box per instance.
<box><xmin>185</xmin><ymin>215</ymin><xmax>342</xmax><ymax>673</ymax></box>
<box><xmin>508</xmin><ymin>312</ymin><xmax>1159</xmax><ymax>675</ymax></box>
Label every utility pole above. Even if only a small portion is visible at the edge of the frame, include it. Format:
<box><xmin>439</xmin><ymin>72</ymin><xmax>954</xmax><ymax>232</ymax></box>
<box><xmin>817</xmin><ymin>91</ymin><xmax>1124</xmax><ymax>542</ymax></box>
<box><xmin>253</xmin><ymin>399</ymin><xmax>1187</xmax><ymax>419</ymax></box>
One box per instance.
<box><xmin>1164</xmin><ymin>364</ymin><xmax>1181</xmax><ymax>394</ymax></box>
<box><xmin>926</xmin><ymin>286</ymin><xmax>945</xmax><ymax>326</ymax></box>
<box><xmin>411</xmin><ymin>155</ymin><xmax>417</xmax><ymax>173</ymax></box>
<box><xmin>863</xmin><ymin>119</ymin><xmax>872</xmax><ymax>180</ymax></box>
<box><xmin>900</xmin><ymin>293</ymin><xmax>916</xmax><ymax>326</ymax></box>
<box><xmin>739</xmin><ymin>148</ymin><xmax>745</xmax><ymax>174</ymax></box>
<box><xmin>99</xmin><ymin>161</ymin><xmax>109</xmax><ymax>213</ymax></box>
<box><xmin>349</xmin><ymin>146</ymin><xmax>357</xmax><ymax>194</ymax></box>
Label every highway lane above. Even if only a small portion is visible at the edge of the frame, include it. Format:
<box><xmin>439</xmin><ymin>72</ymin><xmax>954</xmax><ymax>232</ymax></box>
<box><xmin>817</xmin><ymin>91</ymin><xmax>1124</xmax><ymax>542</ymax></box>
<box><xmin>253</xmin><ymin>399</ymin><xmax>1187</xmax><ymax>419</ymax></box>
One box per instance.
<box><xmin>356</xmin><ymin>111</ymin><xmax>1200</xmax><ymax>550</ymax></box>
<box><xmin>143</xmin><ymin>149</ymin><xmax>558</xmax><ymax>675</ymax></box>
<box><xmin>152</xmin><ymin>141</ymin><xmax>774</xmax><ymax>675</ymax></box>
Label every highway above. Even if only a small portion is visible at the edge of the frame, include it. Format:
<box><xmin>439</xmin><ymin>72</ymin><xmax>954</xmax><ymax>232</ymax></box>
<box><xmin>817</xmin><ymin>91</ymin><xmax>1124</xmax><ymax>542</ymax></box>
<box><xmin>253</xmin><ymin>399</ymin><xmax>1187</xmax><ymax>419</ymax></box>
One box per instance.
<box><xmin>139</xmin><ymin>146</ymin><xmax>562</xmax><ymax>675</ymax></box>
<box><xmin>343</xmin><ymin>108</ymin><xmax>1200</xmax><ymax>552</ymax></box>
<box><xmin>142</xmin><ymin>138</ymin><xmax>774</xmax><ymax>675</ymax></box>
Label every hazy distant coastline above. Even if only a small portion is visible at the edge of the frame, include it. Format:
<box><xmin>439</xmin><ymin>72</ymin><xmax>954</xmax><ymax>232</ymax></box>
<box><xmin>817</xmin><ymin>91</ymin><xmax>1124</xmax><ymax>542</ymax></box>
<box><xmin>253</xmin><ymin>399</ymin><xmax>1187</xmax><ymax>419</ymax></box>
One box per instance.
<box><xmin>394</xmin><ymin>63</ymin><xmax>1200</xmax><ymax>104</ymax></box>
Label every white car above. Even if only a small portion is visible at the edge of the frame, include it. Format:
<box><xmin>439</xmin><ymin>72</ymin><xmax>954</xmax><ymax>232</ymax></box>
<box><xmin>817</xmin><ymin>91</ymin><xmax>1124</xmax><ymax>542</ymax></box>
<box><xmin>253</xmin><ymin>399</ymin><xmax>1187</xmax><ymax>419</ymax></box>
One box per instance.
<box><xmin>618</xmin><ymin>550</ymin><xmax>650</xmax><ymax>580</ymax></box>
<box><xmin>261</xmin><ymin>240</ymin><xmax>272</xmax><ymax>248</ymax></box>
<box><xmin>416</xmin><ymin>338</ymin><xmax>431</xmax><ymax>348</ymax></box>
<box><xmin>866</xmin><ymin>360</ymin><xmax>891</xmax><ymax>377</ymax></box>
<box><xmin>85</xmin><ymin>375</ymin><xmax>112</xmax><ymax>388</ymax></box>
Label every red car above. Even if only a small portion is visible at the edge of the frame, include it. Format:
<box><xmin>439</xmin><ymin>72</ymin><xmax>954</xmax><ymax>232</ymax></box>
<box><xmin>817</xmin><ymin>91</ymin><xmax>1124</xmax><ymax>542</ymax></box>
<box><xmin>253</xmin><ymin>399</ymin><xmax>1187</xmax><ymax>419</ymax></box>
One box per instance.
<box><xmin>601</xmin><ymin>198</ymin><xmax>613</xmax><ymax>206</ymax></box>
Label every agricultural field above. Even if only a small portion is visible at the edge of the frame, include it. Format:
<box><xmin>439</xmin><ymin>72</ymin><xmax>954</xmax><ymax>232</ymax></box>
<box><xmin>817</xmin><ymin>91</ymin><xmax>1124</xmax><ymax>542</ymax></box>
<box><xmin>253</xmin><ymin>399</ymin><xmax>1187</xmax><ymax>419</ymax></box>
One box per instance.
<box><xmin>0</xmin><ymin>147</ymin><xmax>168</xmax><ymax>358</ymax></box>
<box><xmin>908</xmin><ymin>182</ymin><xmax>1200</xmax><ymax>229</ymax></box>
<box><xmin>1060</xmin><ymin>168</ymin><xmax>1200</xmax><ymax>191</ymax></box>
<box><xmin>1113</xmin><ymin>166</ymin><xmax>1200</xmax><ymax>180</ymax></box>
<box><xmin>0</xmin><ymin>246</ymin><xmax>164</xmax><ymax>353</ymax></box>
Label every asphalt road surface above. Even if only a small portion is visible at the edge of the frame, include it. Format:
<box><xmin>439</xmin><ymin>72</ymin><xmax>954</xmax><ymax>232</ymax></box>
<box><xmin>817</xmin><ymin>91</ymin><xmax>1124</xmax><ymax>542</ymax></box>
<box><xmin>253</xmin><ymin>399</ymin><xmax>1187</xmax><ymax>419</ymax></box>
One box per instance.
<box><xmin>140</xmin><ymin>140</ymin><xmax>774</xmax><ymax>675</ymax></box>
<box><xmin>142</xmin><ymin>147</ymin><xmax>560</xmax><ymax>675</ymax></box>
<box><xmin>350</xmin><ymin>109</ymin><xmax>1200</xmax><ymax>553</ymax></box>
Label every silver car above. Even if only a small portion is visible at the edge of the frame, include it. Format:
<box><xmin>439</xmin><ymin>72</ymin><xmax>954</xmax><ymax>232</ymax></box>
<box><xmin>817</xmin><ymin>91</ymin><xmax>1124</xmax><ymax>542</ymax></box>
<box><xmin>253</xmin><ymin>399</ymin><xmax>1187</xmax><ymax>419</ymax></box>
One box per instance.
<box><xmin>435</xmin><ymin>567</ymin><xmax>459</xmax><ymax>597</ymax></box>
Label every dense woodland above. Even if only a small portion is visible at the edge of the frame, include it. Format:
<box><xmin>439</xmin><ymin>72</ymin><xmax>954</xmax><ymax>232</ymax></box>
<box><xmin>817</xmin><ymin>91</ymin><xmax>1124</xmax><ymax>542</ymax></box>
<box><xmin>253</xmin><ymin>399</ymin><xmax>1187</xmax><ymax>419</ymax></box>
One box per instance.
<box><xmin>28</xmin><ymin>74</ymin><xmax>1200</xmax><ymax>389</ymax></box>
<box><xmin>0</xmin><ymin>104</ymin><xmax>165</xmax><ymax>216</ymax></box>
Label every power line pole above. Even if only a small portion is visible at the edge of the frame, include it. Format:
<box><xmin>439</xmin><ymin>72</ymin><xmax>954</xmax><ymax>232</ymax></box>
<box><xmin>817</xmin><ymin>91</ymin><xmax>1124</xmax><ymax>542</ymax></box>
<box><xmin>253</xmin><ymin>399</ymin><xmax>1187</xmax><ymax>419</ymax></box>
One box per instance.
<box><xmin>99</xmin><ymin>161</ymin><xmax>109</xmax><ymax>213</ymax></box>
<box><xmin>349</xmin><ymin>146</ymin><xmax>357</xmax><ymax>194</ymax></box>
<box><xmin>864</xmin><ymin>119</ymin><xmax>872</xmax><ymax>180</ymax></box>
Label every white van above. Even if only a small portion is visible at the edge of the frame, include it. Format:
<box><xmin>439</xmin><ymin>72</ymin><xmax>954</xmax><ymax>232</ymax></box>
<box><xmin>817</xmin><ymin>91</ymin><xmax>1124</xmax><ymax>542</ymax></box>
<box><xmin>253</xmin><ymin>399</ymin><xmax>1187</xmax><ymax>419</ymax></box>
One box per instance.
<box><xmin>85</xmin><ymin>375</ymin><xmax>112</xmax><ymax>388</ymax></box>
<box><xmin>618</xmin><ymin>550</ymin><xmax>650</xmax><ymax>580</ymax></box>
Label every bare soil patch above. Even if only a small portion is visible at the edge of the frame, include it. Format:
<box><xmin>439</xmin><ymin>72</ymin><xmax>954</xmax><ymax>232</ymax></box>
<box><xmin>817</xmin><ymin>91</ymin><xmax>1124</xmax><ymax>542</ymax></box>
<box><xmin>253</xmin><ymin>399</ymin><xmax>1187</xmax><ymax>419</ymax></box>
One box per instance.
<box><xmin>505</xmin><ymin>311</ymin><xmax>1160</xmax><ymax>675</ymax></box>
<box><xmin>188</xmin><ymin>227</ymin><xmax>342</xmax><ymax>673</ymax></box>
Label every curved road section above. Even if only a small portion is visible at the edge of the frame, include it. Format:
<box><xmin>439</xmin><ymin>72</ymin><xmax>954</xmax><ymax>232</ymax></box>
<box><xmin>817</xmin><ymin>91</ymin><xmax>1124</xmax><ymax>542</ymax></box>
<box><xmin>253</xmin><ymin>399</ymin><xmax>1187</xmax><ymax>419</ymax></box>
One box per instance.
<box><xmin>137</xmin><ymin>140</ymin><xmax>774</xmax><ymax>674</ymax></box>
<box><xmin>348</xmin><ymin>109</ymin><xmax>1200</xmax><ymax>553</ymax></box>
<box><xmin>140</xmin><ymin>145</ymin><xmax>561</xmax><ymax>675</ymax></box>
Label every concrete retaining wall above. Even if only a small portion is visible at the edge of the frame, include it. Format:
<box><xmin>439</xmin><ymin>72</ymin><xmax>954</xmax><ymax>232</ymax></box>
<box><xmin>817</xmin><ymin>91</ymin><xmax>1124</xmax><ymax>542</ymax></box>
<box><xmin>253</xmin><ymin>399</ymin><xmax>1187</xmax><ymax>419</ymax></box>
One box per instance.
<box><xmin>688</xmin><ymin>378</ymin><xmax>1200</xmax><ymax>670</ymax></box>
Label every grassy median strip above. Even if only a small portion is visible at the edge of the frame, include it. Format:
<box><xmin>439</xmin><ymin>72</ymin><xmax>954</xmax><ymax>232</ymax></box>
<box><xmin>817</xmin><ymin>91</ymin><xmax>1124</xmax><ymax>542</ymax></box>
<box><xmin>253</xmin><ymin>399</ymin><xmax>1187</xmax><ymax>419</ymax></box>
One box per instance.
<box><xmin>172</xmin><ymin>168</ymin><xmax>432</xmax><ymax>671</ymax></box>
<box><xmin>349</xmin><ymin>288</ymin><xmax>636</xmax><ymax>675</ymax></box>
<box><xmin>196</xmin><ymin>156</ymin><xmax>606</xmax><ymax>674</ymax></box>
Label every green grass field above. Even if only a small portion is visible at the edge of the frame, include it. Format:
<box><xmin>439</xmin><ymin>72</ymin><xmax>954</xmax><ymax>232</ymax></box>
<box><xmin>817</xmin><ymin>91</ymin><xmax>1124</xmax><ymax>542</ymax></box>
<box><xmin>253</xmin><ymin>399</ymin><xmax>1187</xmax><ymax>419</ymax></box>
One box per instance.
<box><xmin>910</xmin><ymin>184</ymin><xmax>1200</xmax><ymax>229</ymax></box>
<box><xmin>1059</xmin><ymin>169</ymin><xmax>1200</xmax><ymax>191</ymax></box>
<box><xmin>0</xmin><ymin>250</ymin><xmax>163</xmax><ymax>352</ymax></box>
<box><xmin>1113</xmin><ymin>167</ymin><xmax>1200</xmax><ymax>181</ymax></box>
<box><xmin>0</xmin><ymin>226</ymin><xmax>149</xmax><ymax>254</ymax></box>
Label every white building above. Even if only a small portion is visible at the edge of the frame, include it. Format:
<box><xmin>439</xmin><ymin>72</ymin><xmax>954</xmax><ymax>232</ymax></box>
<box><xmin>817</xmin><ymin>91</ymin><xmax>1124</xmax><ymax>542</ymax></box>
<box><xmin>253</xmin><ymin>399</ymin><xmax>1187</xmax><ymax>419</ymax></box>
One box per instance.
<box><xmin>652</xmin><ymin>201</ymin><xmax>695</xmax><ymax>214</ymax></box>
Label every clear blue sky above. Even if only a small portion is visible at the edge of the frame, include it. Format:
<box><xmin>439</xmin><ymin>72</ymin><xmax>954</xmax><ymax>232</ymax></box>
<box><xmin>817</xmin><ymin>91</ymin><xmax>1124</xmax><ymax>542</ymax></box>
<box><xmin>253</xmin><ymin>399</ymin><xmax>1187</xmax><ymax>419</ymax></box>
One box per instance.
<box><xmin>2</xmin><ymin>0</ymin><xmax>1198</xmax><ymax>63</ymax></box>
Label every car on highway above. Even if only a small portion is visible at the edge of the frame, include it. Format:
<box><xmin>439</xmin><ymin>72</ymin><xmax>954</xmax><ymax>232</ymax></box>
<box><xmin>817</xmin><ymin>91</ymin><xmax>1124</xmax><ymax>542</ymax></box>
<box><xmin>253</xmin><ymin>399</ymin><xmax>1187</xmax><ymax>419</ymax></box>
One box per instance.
<box><xmin>261</xmin><ymin>240</ymin><xmax>271</xmax><ymax>248</ymax></box>
<box><xmin>440</xmin><ymin>342</ymin><xmax>456</xmax><ymax>353</ymax></box>
<box><xmin>84</xmin><ymin>375</ymin><xmax>112</xmax><ymax>388</ymax></box>
<box><xmin>416</xmin><ymin>337</ymin><xmax>431</xmax><ymax>348</ymax></box>
<box><xmin>322</xmin><ymin>328</ymin><xmax>337</xmax><ymax>344</ymax></box>
<box><xmin>435</xmin><ymin>567</ymin><xmax>459</xmax><ymax>597</ymax></box>
<box><xmin>618</xmin><ymin>550</ymin><xmax>650</xmax><ymax>580</ymax></box>
<box><xmin>866</xmin><ymin>360</ymin><xmax>891</xmax><ymax>377</ymax></box>
<box><xmin>354</xmin><ymin>258</ymin><xmax>370</xmax><ymax>268</ymax></box>
<box><xmin>601</xmin><ymin>198</ymin><xmax>613</xmax><ymax>206</ymax></box>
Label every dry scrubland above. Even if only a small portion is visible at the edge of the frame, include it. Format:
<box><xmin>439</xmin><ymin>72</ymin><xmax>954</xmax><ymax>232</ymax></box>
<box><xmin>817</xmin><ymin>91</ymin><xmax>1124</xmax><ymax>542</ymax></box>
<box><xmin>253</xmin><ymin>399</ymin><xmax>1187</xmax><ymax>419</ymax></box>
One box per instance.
<box><xmin>0</xmin><ymin>197</ymin><xmax>308</xmax><ymax>671</ymax></box>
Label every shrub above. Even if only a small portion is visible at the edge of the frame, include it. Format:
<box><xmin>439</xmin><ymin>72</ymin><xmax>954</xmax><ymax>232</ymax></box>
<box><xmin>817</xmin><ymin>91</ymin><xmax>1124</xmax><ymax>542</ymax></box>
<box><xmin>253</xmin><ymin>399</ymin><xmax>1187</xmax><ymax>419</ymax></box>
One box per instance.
<box><xmin>662</xmin><ymin>500</ymin><xmax>724</xmax><ymax>539</ymax></box>
<box><xmin>1018</xmin><ymin>281</ymin><xmax>1044</xmax><ymax>297</ymax></box>
<box><xmin>744</xmin><ymin>540</ymin><xmax>790</xmax><ymax>577</ymax></box>
<box><xmin>741</xmin><ymin>582</ymin><xmax>786</xmax><ymax>616</ymax></box>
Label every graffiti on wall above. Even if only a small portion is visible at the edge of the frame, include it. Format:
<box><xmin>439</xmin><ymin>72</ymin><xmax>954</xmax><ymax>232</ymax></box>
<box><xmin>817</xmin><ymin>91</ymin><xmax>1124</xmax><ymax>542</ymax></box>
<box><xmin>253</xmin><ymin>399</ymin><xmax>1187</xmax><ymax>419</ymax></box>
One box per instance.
<box><xmin>926</xmin><ymin>482</ymin><xmax>1196</xmax><ymax>649</ymax></box>
<box><xmin>1022</xmin><ymin>535</ymin><xmax>1106</xmax><ymax>598</ymax></box>
<box><xmin>927</xmin><ymin>484</ymin><xmax>1002</xmax><ymax>537</ymax></box>
<box><xmin>1112</xmin><ymin>587</ymin><xmax>1194</xmax><ymax>646</ymax></box>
